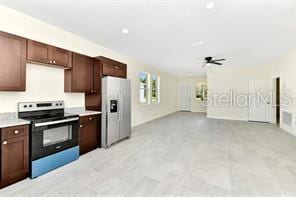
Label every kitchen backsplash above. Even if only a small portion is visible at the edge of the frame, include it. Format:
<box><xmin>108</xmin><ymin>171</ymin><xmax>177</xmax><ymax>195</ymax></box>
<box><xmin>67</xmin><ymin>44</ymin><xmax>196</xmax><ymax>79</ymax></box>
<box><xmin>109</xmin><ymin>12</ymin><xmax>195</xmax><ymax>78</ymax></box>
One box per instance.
<box><xmin>0</xmin><ymin>64</ymin><xmax>84</xmax><ymax>113</ymax></box>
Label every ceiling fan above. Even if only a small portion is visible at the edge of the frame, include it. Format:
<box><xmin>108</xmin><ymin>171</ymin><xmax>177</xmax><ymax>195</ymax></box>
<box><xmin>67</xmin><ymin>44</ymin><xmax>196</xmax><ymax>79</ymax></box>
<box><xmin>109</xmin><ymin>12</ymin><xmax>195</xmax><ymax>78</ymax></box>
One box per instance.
<box><xmin>202</xmin><ymin>56</ymin><xmax>226</xmax><ymax>67</ymax></box>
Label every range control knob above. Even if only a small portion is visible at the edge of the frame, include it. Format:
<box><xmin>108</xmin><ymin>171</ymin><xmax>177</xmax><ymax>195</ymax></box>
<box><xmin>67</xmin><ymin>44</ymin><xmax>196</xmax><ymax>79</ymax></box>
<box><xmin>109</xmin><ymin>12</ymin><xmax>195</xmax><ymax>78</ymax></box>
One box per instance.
<box><xmin>24</xmin><ymin>105</ymin><xmax>27</xmax><ymax>108</ymax></box>
<box><xmin>29</xmin><ymin>105</ymin><xmax>33</xmax><ymax>108</ymax></box>
<box><xmin>56</xmin><ymin>103</ymin><xmax>59</xmax><ymax>106</ymax></box>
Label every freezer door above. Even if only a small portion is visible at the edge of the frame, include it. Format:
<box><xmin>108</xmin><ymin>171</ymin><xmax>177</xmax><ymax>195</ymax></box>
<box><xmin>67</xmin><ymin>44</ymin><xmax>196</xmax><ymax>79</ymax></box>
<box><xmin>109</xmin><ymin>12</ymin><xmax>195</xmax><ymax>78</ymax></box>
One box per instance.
<box><xmin>119</xmin><ymin>78</ymin><xmax>131</xmax><ymax>140</ymax></box>
<box><xmin>102</xmin><ymin>77</ymin><xmax>121</xmax><ymax>147</ymax></box>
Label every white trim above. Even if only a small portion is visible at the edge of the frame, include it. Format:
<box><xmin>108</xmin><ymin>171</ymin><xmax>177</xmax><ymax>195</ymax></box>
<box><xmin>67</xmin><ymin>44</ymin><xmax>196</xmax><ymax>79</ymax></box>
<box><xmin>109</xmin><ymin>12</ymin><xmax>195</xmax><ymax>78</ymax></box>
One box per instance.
<box><xmin>280</xmin><ymin>124</ymin><xmax>296</xmax><ymax>137</ymax></box>
<box><xmin>132</xmin><ymin>110</ymin><xmax>177</xmax><ymax>128</ymax></box>
<box><xmin>191</xmin><ymin>110</ymin><xmax>207</xmax><ymax>113</ymax></box>
<box><xmin>207</xmin><ymin>115</ymin><xmax>247</xmax><ymax>121</ymax></box>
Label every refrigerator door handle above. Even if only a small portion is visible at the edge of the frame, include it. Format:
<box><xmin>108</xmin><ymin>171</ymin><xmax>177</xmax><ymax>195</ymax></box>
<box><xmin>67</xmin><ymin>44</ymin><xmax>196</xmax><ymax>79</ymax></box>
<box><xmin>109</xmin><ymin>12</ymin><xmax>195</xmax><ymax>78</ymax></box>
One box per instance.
<box><xmin>118</xmin><ymin>90</ymin><xmax>121</xmax><ymax>122</ymax></box>
<box><xmin>119</xmin><ymin>88</ymin><xmax>123</xmax><ymax>121</ymax></box>
<box><xmin>121</xmin><ymin>89</ymin><xmax>123</xmax><ymax>121</ymax></box>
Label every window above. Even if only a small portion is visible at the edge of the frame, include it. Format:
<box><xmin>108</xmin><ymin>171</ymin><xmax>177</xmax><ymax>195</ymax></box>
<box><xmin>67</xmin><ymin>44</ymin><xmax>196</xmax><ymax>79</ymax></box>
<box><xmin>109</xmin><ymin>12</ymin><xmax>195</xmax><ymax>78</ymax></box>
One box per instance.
<box><xmin>139</xmin><ymin>72</ymin><xmax>160</xmax><ymax>104</ymax></box>
<box><xmin>151</xmin><ymin>74</ymin><xmax>160</xmax><ymax>103</ymax></box>
<box><xmin>139</xmin><ymin>72</ymin><xmax>149</xmax><ymax>104</ymax></box>
<box><xmin>196</xmin><ymin>83</ymin><xmax>207</xmax><ymax>101</ymax></box>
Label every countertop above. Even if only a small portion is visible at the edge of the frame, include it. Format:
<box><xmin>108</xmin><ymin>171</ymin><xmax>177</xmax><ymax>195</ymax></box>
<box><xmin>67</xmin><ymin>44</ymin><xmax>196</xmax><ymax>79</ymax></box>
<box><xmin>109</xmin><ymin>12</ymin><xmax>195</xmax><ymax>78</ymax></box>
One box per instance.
<box><xmin>65</xmin><ymin>107</ymin><xmax>102</xmax><ymax>117</ymax></box>
<box><xmin>0</xmin><ymin>113</ymin><xmax>30</xmax><ymax>129</ymax></box>
<box><xmin>0</xmin><ymin>108</ymin><xmax>101</xmax><ymax>129</ymax></box>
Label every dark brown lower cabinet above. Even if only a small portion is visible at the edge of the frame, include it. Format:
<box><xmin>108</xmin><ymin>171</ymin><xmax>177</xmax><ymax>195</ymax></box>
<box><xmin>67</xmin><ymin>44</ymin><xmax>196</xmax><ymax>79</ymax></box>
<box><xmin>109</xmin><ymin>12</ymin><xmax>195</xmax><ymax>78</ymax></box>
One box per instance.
<box><xmin>79</xmin><ymin>115</ymin><xmax>100</xmax><ymax>154</ymax></box>
<box><xmin>0</xmin><ymin>125</ymin><xmax>29</xmax><ymax>189</ymax></box>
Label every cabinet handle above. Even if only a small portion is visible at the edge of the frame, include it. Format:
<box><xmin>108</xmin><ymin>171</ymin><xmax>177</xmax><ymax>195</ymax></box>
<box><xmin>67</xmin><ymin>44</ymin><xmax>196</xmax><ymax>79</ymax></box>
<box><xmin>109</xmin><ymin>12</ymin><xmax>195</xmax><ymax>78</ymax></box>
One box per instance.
<box><xmin>80</xmin><ymin>125</ymin><xmax>83</xmax><ymax>128</ymax></box>
<box><xmin>3</xmin><ymin>141</ymin><xmax>7</xmax><ymax>145</ymax></box>
<box><xmin>53</xmin><ymin>60</ymin><xmax>56</xmax><ymax>64</ymax></box>
<box><xmin>49</xmin><ymin>60</ymin><xmax>52</xmax><ymax>64</ymax></box>
<box><xmin>89</xmin><ymin>117</ymin><xmax>92</xmax><ymax>120</ymax></box>
<box><xmin>91</xmin><ymin>90</ymin><xmax>94</xmax><ymax>93</ymax></box>
<box><xmin>14</xmin><ymin>130</ymin><xmax>19</xmax><ymax>134</ymax></box>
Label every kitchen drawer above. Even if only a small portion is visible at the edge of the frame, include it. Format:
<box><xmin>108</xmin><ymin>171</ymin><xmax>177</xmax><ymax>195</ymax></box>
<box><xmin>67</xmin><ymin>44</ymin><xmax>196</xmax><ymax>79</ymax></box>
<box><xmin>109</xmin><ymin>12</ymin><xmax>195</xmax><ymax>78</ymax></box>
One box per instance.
<box><xmin>1</xmin><ymin>125</ymin><xmax>29</xmax><ymax>140</ymax></box>
<box><xmin>79</xmin><ymin>115</ymin><xmax>98</xmax><ymax>124</ymax></box>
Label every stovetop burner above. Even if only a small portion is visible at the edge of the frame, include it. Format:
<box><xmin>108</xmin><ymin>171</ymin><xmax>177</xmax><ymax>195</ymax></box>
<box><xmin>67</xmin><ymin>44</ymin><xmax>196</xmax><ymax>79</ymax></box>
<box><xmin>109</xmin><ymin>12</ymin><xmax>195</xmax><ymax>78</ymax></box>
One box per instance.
<box><xmin>18</xmin><ymin>101</ymin><xmax>78</xmax><ymax>123</ymax></box>
<box><xmin>23</xmin><ymin>112</ymin><xmax>78</xmax><ymax>123</ymax></box>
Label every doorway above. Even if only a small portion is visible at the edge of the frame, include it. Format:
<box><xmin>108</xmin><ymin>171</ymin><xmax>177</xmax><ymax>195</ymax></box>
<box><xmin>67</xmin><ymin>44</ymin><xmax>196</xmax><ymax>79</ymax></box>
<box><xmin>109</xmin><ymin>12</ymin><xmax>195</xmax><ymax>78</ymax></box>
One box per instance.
<box><xmin>178</xmin><ymin>85</ymin><xmax>191</xmax><ymax>111</ymax></box>
<box><xmin>276</xmin><ymin>77</ymin><xmax>280</xmax><ymax>124</ymax></box>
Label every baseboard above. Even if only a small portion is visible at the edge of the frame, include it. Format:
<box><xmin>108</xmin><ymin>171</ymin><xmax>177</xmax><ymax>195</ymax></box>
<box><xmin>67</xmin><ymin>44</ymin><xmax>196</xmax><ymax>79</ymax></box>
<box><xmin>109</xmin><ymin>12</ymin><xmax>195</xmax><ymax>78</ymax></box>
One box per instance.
<box><xmin>132</xmin><ymin>110</ymin><xmax>177</xmax><ymax>128</ymax></box>
<box><xmin>207</xmin><ymin>115</ymin><xmax>247</xmax><ymax>121</ymax></box>
<box><xmin>191</xmin><ymin>111</ymin><xmax>207</xmax><ymax>113</ymax></box>
<box><xmin>280</xmin><ymin>124</ymin><xmax>296</xmax><ymax>137</ymax></box>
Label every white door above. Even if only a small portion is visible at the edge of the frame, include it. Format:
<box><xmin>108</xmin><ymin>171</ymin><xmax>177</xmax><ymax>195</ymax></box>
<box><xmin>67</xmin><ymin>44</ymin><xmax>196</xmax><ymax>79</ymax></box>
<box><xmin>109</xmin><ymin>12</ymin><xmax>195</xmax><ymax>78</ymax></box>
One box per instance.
<box><xmin>178</xmin><ymin>86</ymin><xmax>191</xmax><ymax>111</ymax></box>
<box><xmin>248</xmin><ymin>80</ymin><xmax>271</xmax><ymax>122</ymax></box>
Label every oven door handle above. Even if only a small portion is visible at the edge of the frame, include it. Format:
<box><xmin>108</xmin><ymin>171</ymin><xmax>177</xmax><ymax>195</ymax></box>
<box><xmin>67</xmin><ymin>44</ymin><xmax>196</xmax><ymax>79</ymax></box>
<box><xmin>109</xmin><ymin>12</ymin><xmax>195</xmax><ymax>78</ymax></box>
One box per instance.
<box><xmin>34</xmin><ymin>117</ymin><xmax>79</xmax><ymax>127</ymax></box>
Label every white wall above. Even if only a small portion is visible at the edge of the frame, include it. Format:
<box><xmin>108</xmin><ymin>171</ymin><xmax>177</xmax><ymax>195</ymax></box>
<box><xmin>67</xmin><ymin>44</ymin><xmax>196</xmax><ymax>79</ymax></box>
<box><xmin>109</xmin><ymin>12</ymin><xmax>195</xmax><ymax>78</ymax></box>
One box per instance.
<box><xmin>207</xmin><ymin>49</ymin><xmax>295</xmax><ymax>136</ymax></box>
<box><xmin>0</xmin><ymin>64</ymin><xmax>85</xmax><ymax>112</ymax></box>
<box><xmin>270</xmin><ymin>49</ymin><xmax>296</xmax><ymax>135</ymax></box>
<box><xmin>177</xmin><ymin>76</ymin><xmax>207</xmax><ymax>113</ymax></box>
<box><xmin>207</xmin><ymin>65</ymin><xmax>271</xmax><ymax>121</ymax></box>
<box><xmin>0</xmin><ymin>5</ymin><xmax>178</xmax><ymax>127</ymax></box>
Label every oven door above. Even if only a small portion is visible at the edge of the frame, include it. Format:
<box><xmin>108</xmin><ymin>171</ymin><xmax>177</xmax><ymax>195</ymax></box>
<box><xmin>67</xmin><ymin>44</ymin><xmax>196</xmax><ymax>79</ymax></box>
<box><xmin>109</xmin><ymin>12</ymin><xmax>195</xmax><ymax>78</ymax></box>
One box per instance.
<box><xmin>31</xmin><ymin>117</ymin><xmax>79</xmax><ymax>160</ymax></box>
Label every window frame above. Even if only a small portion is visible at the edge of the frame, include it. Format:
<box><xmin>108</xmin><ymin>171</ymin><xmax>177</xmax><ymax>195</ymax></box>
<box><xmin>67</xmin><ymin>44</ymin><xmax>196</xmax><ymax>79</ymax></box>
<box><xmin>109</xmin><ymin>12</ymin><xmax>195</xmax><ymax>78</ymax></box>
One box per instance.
<box><xmin>139</xmin><ymin>71</ymin><xmax>150</xmax><ymax>104</ymax></box>
<box><xmin>150</xmin><ymin>74</ymin><xmax>160</xmax><ymax>104</ymax></box>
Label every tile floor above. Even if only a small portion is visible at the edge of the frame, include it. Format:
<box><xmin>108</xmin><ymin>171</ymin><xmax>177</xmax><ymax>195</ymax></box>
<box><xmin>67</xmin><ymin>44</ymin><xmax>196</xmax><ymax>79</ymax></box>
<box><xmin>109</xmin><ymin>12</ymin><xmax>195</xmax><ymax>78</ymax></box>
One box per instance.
<box><xmin>0</xmin><ymin>112</ymin><xmax>296</xmax><ymax>197</ymax></box>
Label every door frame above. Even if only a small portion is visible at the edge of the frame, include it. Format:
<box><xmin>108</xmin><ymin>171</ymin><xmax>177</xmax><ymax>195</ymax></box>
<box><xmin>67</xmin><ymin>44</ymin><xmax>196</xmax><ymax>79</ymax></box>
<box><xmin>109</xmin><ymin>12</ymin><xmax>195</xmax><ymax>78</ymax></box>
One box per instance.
<box><xmin>271</xmin><ymin>77</ymin><xmax>281</xmax><ymax>124</ymax></box>
<box><xmin>178</xmin><ymin>85</ymin><xmax>191</xmax><ymax>111</ymax></box>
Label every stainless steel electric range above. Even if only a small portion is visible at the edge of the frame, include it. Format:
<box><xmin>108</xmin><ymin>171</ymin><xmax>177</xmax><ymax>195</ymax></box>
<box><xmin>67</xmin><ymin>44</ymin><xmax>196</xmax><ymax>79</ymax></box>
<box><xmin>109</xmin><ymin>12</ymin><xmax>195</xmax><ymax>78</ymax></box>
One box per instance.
<box><xmin>18</xmin><ymin>101</ymin><xmax>79</xmax><ymax>178</ymax></box>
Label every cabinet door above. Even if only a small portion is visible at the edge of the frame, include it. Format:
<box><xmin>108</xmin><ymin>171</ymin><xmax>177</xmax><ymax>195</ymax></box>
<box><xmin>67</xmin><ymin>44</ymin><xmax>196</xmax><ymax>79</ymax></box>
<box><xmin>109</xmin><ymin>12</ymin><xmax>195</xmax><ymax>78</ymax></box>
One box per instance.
<box><xmin>27</xmin><ymin>40</ymin><xmax>52</xmax><ymax>64</ymax></box>
<box><xmin>72</xmin><ymin>53</ymin><xmax>93</xmax><ymax>92</ymax></box>
<box><xmin>102</xmin><ymin>62</ymin><xmax>115</xmax><ymax>76</ymax></box>
<box><xmin>93</xmin><ymin>59</ymin><xmax>101</xmax><ymax>94</ymax></box>
<box><xmin>1</xmin><ymin>135</ymin><xmax>29</xmax><ymax>182</ymax></box>
<box><xmin>52</xmin><ymin>47</ymin><xmax>72</xmax><ymax>68</ymax></box>
<box><xmin>79</xmin><ymin>116</ymin><xmax>98</xmax><ymax>154</ymax></box>
<box><xmin>0</xmin><ymin>32</ymin><xmax>26</xmax><ymax>91</ymax></box>
<box><xmin>114</xmin><ymin>65</ymin><xmax>127</xmax><ymax>78</ymax></box>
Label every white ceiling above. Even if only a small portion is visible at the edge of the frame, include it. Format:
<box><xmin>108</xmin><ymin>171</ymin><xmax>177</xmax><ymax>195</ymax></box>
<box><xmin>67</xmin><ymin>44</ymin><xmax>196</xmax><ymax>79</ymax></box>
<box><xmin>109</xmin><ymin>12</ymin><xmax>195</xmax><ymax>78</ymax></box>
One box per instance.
<box><xmin>2</xmin><ymin>0</ymin><xmax>296</xmax><ymax>76</ymax></box>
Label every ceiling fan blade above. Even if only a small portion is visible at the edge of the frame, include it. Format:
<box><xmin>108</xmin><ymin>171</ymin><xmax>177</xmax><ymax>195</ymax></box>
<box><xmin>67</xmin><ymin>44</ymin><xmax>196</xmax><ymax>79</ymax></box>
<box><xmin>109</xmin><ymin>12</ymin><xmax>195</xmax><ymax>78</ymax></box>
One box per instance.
<box><xmin>212</xmin><ymin>62</ymin><xmax>222</xmax><ymax>65</ymax></box>
<box><xmin>213</xmin><ymin>58</ymin><xmax>226</xmax><ymax>62</ymax></box>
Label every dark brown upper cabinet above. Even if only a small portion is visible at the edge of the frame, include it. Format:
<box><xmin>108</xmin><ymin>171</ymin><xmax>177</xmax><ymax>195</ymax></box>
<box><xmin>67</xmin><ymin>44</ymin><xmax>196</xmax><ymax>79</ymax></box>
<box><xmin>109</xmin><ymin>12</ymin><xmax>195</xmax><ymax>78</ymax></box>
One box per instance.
<box><xmin>85</xmin><ymin>59</ymin><xmax>101</xmax><ymax>110</ymax></box>
<box><xmin>99</xmin><ymin>56</ymin><xmax>127</xmax><ymax>78</ymax></box>
<box><xmin>0</xmin><ymin>31</ymin><xmax>26</xmax><ymax>91</ymax></box>
<box><xmin>65</xmin><ymin>53</ymin><xmax>93</xmax><ymax>93</ymax></box>
<box><xmin>27</xmin><ymin>40</ymin><xmax>72</xmax><ymax>68</ymax></box>
<box><xmin>52</xmin><ymin>47</ymin><xmax>72</xmax><ymax>68</ymax></box>
<box><xmin>93</xmin><ymin>59</ymin><xmax>101</xmax><ymax>94</ymax></box>
<box><xmin>27</xmin><ymin>40</ymin><xmax>52</xmax><ymax>64</ymax></box>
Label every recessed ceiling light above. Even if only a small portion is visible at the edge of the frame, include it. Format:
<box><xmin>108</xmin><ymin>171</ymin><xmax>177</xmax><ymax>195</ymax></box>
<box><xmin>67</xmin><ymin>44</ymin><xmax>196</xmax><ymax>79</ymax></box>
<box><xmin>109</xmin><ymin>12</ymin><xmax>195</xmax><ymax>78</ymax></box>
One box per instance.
<box><xmin>191</xmin><ymin>41</ymin><xmax>205</xmax><ymax>47</ymax></box>
<box><xmin>121</xmin><ymin>28</ymin><xmax>129</xmax><ymax>34</ymax></box>
<box><xmin>206</xmin><ymin>2</ymin><xmax>215</xmax><ymax>9</ymax></box>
